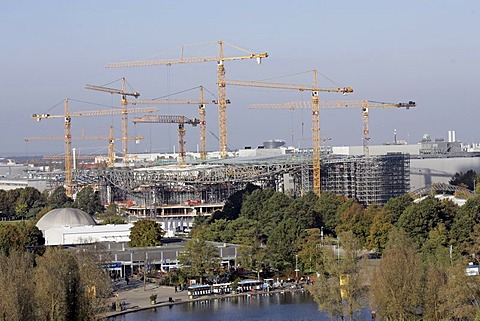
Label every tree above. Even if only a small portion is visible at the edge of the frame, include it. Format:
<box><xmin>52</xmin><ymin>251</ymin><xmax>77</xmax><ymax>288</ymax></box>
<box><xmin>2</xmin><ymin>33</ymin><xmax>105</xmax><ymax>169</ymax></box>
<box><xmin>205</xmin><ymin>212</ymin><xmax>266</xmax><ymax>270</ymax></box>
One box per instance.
<box><xmin>0</xmin><ymin>222</ymin><xmax>44</xmax><ymax>255</ymax></box>
<box><xmin>309</xmin><ymin>231</ymin><xmax>367</xmax><ymax>321</ymax></box>
<box><xmin>450</xmin><ymin>169</ymin><xmax>477</xmax><ymax>190</ymax></box>
<box><xmin>317</xmin><ymin>191</ymin><xmax>346</xmax><ymax>236</ymax></box>
<box><xmin>212</xmin><ymin>183</ymin><xmax>259</xmax><ymax>221</ymax></box>
<box><xmin>237</xmin><ymin>241</ymin><xmax>268</xmax><ymax>279</ymax></box>
<box><xmin>370</xmin><ymin>230</ymin><xmax>423</xmax><ymax>320</ymax></box>
<box><xmin>266</xmin><ymin>217</ymin><xmax>304</xmax><ymax>271</ymax></box>
<box><xmin>0</xmin><ymin>251</ymin><xmax>36</xmax><ymax>320</ymax></box>
<box><xmin>177</xmin><ymin>237</ymin><xmax>220</xmax><ymax>283</ymax></box>
<box><xmin>100</xmin><ymin>216</ymin><xmax>127</xmax><ymax>225</ymax></box>
<box><xmin>16</xmin><ymin>187</ymin><xmax>43</xmax><ymax>219</ymax></box>
<box><xmin>34</xmin><ymin>247</ymin><xmax>111</xmax><ymax>321</ymax></box>
<box><xmin>451</xmin><ymin>195</ymin><xmax>480</xmax><ymax>252</ymax></box>
<box><xmin>336</xmin><ymin>202</ymin><xmax>374</xmax><ymax>247</ymax></box>
<box><xmin>397</xmin><ymin>196</ymin><xmax>456</xmax><ymax>248</ymax></box>
<box><xmin>129</xmin><ymin>220</ymin><xmax>165</xmax><ymax>247</ymax></box>
<box><xmin>297</xmin><ymin>228</ymin><xmax>323</xmax><ymax>274</ymax></box>
<box><xmin>48</xmin><ymin>186</ymin><xmax>73</xmax><ymax>208</ymax></box>
<box><xmin>74</xmin><ymin>186</ymin><xmax>104</xmax><ymax>216</ymax></box>
<box><xmin>383</xmin><ymin>193</ymin><xmax>414</xmax><ymax>225</ymax></box>
<box><xmin>366</xmin><ymin>208</ymin><xmax>394</xmax><ymax>253</ymax></box>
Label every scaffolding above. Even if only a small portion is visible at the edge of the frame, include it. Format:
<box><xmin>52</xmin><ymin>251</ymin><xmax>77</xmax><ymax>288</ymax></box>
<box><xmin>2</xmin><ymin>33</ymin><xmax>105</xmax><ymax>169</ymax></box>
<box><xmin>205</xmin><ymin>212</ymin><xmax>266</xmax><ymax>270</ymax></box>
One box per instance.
<box><xmin>46</xmin><ymin>153</ymin><xmax>410</xmax><ymax>206</ymax></box>
<box><xmin>321</xmin><ymin>153</ymin><xmax>410</xmax><ymax>205</ymax></box>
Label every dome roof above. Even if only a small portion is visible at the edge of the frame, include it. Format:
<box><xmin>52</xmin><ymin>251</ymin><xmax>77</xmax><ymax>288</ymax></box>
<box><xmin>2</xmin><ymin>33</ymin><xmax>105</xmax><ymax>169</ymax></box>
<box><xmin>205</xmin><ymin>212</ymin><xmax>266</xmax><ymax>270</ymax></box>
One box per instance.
<box><xmin>36</xmin><ymin>208</ymin><xmax>96</xmax><ymax>232</ymax></box>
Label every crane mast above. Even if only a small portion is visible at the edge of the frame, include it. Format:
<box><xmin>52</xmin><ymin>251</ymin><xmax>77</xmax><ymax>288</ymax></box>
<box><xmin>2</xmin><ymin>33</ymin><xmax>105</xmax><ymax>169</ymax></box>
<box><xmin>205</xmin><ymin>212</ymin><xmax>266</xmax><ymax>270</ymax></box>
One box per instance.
<box><xmin>32</xmin><ymin>100</ymin><xmax>156</xmax><ymax>196</ymax></box>
<box><xmin>133</xmin><ymin>115</ymin><xmax>200</xmax><ymax>166</ymax></box>
<box><xmin>106</xmin><ymin>40</ymin><xmax>268</xmax><ymax>159</ymax></box>
<box><xmin>126</xmin><ymin>86</ymin><xmax>214</xmax><ymax>160</ymax></box>
<box><xmin>226</xmin><ymin>72</ymin><xmax>353</xmax><ymax>196</ymax></box>
<box><xmin>249</xmin><ymin>100</ymin><xmax>416</xmax><ymax>157</ymax></box>
<box><xmin>85</xmin><ymin>77</ymin><xmax>141</xmax><ymax>161</ymax></box>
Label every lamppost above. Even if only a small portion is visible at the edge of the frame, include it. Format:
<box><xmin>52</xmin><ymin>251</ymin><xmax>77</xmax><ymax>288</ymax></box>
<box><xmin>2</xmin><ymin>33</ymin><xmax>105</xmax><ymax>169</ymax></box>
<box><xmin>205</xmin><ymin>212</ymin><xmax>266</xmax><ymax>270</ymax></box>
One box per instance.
<box><xmin>295</xmin><ymin>254</ymin><xmax>299</xmax><ymax>280</ymax></box>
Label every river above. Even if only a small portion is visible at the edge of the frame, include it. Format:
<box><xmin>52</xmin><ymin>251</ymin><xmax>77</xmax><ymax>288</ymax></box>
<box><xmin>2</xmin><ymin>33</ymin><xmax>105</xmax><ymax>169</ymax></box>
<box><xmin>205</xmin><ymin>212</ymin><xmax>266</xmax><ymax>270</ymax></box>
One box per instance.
<box><xmin>108</xmin><ymin>290</ymin><xmax>372</xmax><ymax>321</ymax></box>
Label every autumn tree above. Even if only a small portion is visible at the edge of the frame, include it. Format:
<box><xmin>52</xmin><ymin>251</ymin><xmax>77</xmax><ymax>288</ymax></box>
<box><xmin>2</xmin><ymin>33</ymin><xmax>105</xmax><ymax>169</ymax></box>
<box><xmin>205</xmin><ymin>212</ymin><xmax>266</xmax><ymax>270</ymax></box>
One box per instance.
<box><xmin>0</xmin><ymin>251</ymin><xmax>36</xmax><ymax>320</ymax></box>
<box><xmin>177</xmin><ymin>237</ymin><xmax>220</xmax><ymax>283</ymax></box>
<box><xmin>34</xmin><ymin>247</ymin><xmax>111</xmax><ymax>321</ymax></box>
<box><xmin>309</xmin><ymin>231</ymin><xmax>367</xmax><ymax>321</ymax></box>
<box><xmin>129</xmin><ymin>220</ymin><xmax>164</xmax><ymax>247</ymax></box>
<box><xmin>370</xmin><ymin>229</ymin><xmax>423</xmax><ymax>320</ymax></box>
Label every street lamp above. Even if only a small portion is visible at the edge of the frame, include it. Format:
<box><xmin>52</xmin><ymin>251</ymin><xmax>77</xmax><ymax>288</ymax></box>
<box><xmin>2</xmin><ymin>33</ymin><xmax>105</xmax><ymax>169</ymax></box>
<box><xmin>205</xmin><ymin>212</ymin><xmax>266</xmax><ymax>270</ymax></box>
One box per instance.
<box><xmin>295</xmin><ymin>254</ymin><xmax>299</xmax><ymax>280</ymax></box>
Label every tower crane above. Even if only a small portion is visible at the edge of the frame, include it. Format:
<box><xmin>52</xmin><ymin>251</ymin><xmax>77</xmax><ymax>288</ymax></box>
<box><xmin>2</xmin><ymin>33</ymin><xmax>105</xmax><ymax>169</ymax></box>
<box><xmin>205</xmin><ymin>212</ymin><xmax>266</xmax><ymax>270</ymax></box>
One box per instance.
<box><xmin>85</xmin><ymin>77</ymin><xmax>140</xmax><ymax>160</ymax></box>
<box><xmin>249</xmin><ymin>100</ymin><xmax>416</xmax><ymax>157</ymax></box>
<box><xmin>126</xmin><ymin>86</ymin><xmax>223</xmax><ymax>160</ymax></box>
<box><xmin>133</xmin><ymin>115</ymin><xmax>200</xmax><ymax>166</ymax></box>
<box><xmin>106</xmin><ymin>40</ymin><xmax>268</xmax><ymax>159</ymax></box>
<box><xmin>24</xmin><ymin>126</ymin><xmax>143</xmax><ymax>167</ymax></box>
<box><xmin>226</xmin><ymin>70</ymin><xmax>353</xmax><ymax>196</ymax></box>
<box><xmin>32</xmin><ymin>98</ymin><xmax>157</xmax><ymax>196</ymax></box>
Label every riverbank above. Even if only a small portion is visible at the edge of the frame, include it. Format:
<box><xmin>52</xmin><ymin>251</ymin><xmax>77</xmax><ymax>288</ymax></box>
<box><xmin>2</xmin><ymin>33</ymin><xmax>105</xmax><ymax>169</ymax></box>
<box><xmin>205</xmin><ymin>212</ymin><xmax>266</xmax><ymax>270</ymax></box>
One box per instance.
<box><xmin>103</xmin><ymin>279</ymin><xmax>303</xmax><ymax>320</ymax></box>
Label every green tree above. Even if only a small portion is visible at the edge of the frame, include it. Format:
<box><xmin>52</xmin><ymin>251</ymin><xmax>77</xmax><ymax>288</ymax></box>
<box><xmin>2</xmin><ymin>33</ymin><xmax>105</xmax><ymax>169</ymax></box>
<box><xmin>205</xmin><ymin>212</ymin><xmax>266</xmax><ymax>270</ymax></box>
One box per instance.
<box><xmin>74</xmin><ymin>186</ymin><xmax>104</xmax><ymax>216</ymax></box>
<box><xmin>383</xmin><ymin>193</ymin><xmax>414</xmax><ymax>225</ymax></box>
<box><xmin>397</xmin><ymin>196</ymin><xmax>456</xmax><ymax>248</ymax></box>
<box><xmin>177</xmin><ymin>237</ymin><xmax>220</xmax><ymax>283</ymax></box>
<box><xmin>129</xmin><ymin>220</ymin><xmax>164</xmax><ymax>247</ymax></box>
<box><xmin>450</xmin><ymin>169</ymin><xmax>477</xmax><ymax>190</ymax></box>
<box><xmin>237</xmin><ymin>241</ymin><xmax>268</xmax><ymax>279</ymax></box>
<box><xmin>451</xmin><ymin>195</ymin><xmax>480</xmax><ymax>252</ymax></box>
<box><xmin>317</xmin><ymin>191</ymin><xmax>346</xmax><ymax>235</ymax></box>
<box><xmin>100</xmin><ymin>216</ymin><xmax>127</xmax><ymax>225</ymax></box>
<box><xmin>336</xmin><ymin>202</ymin><xmax>374</xmax><ymax>247</ymax></box>
<box><xmin>48</xmin><ymin>186</ymin><xmax>73</xmax><ymax>208</ymax></box>
<box><xmin>370</xmin><ymin>230</ymin><xmax>423</xmax><ymax>320</ymax></box>
<box><xmin>16</xmin><ymin>187</ymin><xmax>43</xmax><ymax>219</ymax></box>
<box><xmin>212</xmin><ymin>183</ymin><xmax>259</xmax><ymax>221</ymax></box>
<box><xmin>267</xmin><ymin>217</ymin><xmax>304</xmax><ymax>271</ymax></box>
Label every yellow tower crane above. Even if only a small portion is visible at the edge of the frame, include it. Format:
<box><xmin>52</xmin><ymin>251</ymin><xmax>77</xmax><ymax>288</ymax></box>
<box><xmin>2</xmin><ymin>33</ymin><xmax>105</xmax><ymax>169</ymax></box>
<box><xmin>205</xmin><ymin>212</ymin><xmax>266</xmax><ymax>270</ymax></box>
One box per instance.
<box><xmin>133</xmin><ymin>115</ymin><xmax>200</xmax><ymax>166</ymax></box>
<box><xmin>126</xmin><ymin>86</ymin><xmax>222</xmax><ymax>160</ymax></box>
<box><xmin>106</xmin><ymin>40</ymin><xmax>268</xmax><ymax>159</ymax></box>
<box><xmin>85</xmin><ymin>78</ymin><xmax>140</xmax><ymax>161</ymax></box>
<box><xmin>226</xmin><ymin>71</ymin><xmax>353</xmax><ymax>196</ymax></box>
<box><xmin>24</xmin><ymin>126</ymin><xmax>143</xmax><ymax>167</ymax></box>
<box><xmin>32</xmin><ymin>98</ymin><xmax>157</xmax><ymax>196</ymax></box>
<box><xmin>249</xmin><ymin>100</ymin><xmax>416</xmax><ymax>157</ymax></box>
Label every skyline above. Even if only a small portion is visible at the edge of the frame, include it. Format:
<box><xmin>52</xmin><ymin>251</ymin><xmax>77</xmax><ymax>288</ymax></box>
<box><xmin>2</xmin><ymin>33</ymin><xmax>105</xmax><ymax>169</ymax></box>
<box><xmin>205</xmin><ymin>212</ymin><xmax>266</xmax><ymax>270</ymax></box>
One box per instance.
<box><xmin>1</xmin><ymin>1</ymin><xmax>479</xmax><ymax>156</ymax></box>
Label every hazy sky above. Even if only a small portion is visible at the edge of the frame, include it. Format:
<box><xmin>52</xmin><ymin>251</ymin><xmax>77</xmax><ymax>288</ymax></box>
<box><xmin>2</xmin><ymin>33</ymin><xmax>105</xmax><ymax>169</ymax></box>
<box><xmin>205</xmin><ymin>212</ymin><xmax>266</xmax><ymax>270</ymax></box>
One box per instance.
<box><xmin>1</xmin><ymin>1</ymin><xmax>479</xmax><ymax>156</ymax></box>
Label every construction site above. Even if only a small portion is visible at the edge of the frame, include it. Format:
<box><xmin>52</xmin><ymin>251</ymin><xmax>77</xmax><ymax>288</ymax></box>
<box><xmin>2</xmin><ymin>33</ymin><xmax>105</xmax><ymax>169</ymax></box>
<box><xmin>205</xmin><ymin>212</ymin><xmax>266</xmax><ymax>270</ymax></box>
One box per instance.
<box><xmin>25</xmin><ymin>40</ymin><xmax>415</xmax><ymax>213</ymax></box>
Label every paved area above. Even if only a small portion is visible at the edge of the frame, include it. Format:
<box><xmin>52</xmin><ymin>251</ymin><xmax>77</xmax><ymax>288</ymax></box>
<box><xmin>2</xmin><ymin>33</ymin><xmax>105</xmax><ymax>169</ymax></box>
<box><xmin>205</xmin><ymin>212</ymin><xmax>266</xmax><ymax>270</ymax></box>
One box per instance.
<box><xmin>105</xmin><ymin>279</ymin><xmax>190</xmax><ymax>318</ymax></box>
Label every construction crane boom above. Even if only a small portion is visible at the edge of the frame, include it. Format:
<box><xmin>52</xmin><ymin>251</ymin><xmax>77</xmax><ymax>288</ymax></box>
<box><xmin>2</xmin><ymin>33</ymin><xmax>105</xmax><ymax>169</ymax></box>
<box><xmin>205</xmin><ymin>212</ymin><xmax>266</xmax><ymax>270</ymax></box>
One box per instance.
<box><xmin>85</xmin><ymin>78</ymin><xmax>141</xmax><ymax>160</ymax></box>
<box><xmin>133</xmin><ymin>115</ymin><xmax>200</xmax><ymax>166</ymax></box>
<box><xmin>226</xmin><ymin>70</ymin><xmax>353</xmax><ymax>196</ymax></box>
<box><xmin>126</xmin><ymin>86</ymin><xmax>219</xmax><ymax>160</ymax></box>
<box><xmin>106</xmin><ymin>40</ymin><xmax>268</xmax><ymax>158</ymax></box>
<box><xmin>32</xmin><ymin>98</ymin><xmax>157</xmax><ymax>196</ymax></box>
<box><xmin>249</xmin><ymin>99</ymin><xmax>416</xmax><ymax>156</ymax></box>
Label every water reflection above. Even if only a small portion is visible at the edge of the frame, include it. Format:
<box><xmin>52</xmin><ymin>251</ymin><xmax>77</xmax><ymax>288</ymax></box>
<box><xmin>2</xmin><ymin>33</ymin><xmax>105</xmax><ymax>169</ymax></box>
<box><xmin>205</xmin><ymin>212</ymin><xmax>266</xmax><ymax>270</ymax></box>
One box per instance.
<box><xmin>109</xmin><ymin>291</ymin><xmax>367</xmax><ymax>321</ymax></box>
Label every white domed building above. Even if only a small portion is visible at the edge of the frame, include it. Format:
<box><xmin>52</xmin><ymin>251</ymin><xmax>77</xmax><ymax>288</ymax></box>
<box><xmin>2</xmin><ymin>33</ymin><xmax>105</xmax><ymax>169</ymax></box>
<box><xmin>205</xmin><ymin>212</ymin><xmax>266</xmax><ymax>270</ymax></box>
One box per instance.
<box><xmin>36</xmin><ymin>208</ymin><xmax>132</xmax><ymax>246</ymax></box>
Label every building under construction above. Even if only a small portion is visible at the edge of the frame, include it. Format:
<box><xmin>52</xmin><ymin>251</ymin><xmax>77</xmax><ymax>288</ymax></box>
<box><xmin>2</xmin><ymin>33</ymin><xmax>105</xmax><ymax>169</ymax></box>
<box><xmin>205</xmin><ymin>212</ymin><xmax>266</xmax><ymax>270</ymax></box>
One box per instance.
<box><xmin>321</xmin><ymin>153</ymin><xmax>410</xmax><ymax>205</ymax></box>
<box><xmin>76</xmin><ymin>152</ymin><xmax>410</xmax><ymax>208</ymax></box>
